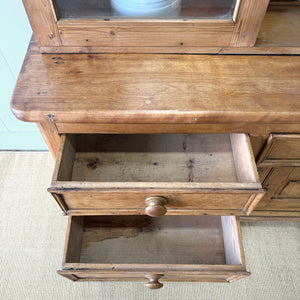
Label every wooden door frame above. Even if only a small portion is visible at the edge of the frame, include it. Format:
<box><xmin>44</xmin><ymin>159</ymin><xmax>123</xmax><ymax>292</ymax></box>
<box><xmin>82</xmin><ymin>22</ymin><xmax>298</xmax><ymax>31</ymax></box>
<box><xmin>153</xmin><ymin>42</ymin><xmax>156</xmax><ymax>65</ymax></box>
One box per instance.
<box><xmin>22</xmin><ymin>0</ymin><xmax>270</xmax><ymax>52</ymax></box>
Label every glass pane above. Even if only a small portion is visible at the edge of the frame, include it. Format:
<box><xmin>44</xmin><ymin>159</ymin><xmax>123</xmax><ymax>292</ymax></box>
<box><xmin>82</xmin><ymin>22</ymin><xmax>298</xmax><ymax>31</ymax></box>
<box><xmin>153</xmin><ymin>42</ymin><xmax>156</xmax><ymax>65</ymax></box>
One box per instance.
<box><xmin>54</xmin><ymin>0</ymin><xmax>238</xmax><ymax>20</ymax></box>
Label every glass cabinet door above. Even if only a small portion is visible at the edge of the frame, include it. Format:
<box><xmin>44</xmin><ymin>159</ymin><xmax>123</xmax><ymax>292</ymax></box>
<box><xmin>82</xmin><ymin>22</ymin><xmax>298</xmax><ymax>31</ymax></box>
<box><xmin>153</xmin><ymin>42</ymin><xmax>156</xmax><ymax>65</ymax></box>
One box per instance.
<box><xmin>23</xmin><ymin>0</ymin><xmax>270</xmax><ymax>52</ymax></box>
<box><xmin>53</xmin><ymin>0</ymin><xmax>239</xmax><ymax>20</ymax></box>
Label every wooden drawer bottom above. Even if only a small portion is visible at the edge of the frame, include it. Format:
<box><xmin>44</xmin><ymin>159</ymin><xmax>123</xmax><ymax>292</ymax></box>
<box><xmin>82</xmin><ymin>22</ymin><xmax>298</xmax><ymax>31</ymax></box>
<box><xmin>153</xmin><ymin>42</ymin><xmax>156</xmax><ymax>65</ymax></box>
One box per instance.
<box><xmin>59</xmin><ymin>215</ymin><xmax>249</xmax><ymax>288</ymax></box>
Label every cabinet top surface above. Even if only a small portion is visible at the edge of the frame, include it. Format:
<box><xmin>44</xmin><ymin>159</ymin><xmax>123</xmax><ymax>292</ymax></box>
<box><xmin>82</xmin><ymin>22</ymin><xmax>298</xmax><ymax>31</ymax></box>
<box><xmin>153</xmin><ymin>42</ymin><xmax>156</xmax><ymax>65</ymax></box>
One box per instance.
<box><xmin>11</xmin><ymin>41</ymin><xmax>300</xmax><ymax>125</ymax></box>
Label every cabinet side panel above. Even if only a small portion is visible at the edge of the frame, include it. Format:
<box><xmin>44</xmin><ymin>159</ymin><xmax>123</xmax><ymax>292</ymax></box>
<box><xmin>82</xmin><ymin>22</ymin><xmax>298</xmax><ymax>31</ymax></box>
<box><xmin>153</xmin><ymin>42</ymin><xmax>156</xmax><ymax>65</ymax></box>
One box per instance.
<box><xmin>22</xmin><ymin>0</ymin><xmax>61</xmax><ymax>47</ymax></box>
<box><xmin>37</xmin><ymin>120</ymin><xmax>60</xmax><ymax>158</ymax></box>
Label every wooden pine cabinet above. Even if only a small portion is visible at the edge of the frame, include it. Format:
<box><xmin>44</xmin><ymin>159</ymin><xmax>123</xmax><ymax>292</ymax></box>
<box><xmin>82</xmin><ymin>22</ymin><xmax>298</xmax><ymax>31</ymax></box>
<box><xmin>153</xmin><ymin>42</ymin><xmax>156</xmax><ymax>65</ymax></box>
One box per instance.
<box><xmin>22</xmin><ymin>0</ymin><xmax>300</xmax><ymax>53</ymax></box>
<box><xmin>10</xmin><ymin>7</ymin><xmax>300</xmax><ymax>285</ymax></box>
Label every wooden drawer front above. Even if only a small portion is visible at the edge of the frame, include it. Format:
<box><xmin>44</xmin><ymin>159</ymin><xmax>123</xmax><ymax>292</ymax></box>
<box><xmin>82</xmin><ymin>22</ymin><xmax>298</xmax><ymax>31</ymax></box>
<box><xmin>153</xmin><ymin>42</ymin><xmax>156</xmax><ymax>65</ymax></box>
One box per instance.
<box><xmin>49</xmin><ymin>134</ymin><xmax>263</xmax><ymax>216</ymax></box>
<box><xmin>257</xmin><ymin>134</ymin><xmax>300</xmax><ymax>166</ymax></box>
<box><xmin>53</xmin><ymin>191</ymin><xmax>257</xmax><ymax>211</ymax></box>
<box><xmin>58</xmin><ymin>270</ymin><xmax>248</xmax><ymax>284</ymax></box>
<box><xmin>256</xmin><ymin>167</ymin><xmax>300</xmax><ymax>211</ymax></box>
<box><xmin>58</xmin><ymin>215</ymin><xmax>249</xmax><ymax>288</ymax></box>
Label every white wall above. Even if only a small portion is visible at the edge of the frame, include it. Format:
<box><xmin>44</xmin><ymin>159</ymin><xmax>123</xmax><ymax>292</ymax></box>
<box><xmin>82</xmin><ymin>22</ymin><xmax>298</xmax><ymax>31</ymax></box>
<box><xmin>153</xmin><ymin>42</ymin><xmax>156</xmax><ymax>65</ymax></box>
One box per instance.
<box><xmin>0</xmin><ymin>1</ymin><xmax>47</xmax><ymax>150</ymax></box>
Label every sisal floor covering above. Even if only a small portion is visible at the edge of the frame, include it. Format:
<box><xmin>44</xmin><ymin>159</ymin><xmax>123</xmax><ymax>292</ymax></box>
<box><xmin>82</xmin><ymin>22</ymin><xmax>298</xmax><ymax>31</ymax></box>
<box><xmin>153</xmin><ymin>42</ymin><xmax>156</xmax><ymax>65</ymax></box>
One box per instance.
<box><xmin>0</xmin><ymin>152</ymin><xmax>299</xmax><ymax>300</ymax></box>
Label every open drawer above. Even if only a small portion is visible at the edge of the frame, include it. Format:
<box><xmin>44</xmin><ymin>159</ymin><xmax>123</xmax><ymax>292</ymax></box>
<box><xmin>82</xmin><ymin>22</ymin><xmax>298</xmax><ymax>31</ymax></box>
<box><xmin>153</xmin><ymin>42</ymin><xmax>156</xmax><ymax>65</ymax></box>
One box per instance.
<box><xmin>48</xmin><ymin>134</ymin><xmax>264</xmax><ymax>216</ymax></box>
<box><xmin>58</xmin><ymin>215</ymin><xmax>249</xmax><ymax>288</ymax></box>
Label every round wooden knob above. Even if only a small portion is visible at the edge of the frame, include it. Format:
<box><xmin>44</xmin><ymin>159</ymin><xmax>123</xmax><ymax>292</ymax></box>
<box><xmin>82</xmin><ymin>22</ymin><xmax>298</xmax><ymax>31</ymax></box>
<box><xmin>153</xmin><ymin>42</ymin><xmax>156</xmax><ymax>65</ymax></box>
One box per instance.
<box><xmin>145</xmin><ymin>274</ymin><xmax>163</xmax><ymax>289</ymax></box>
<box><xmin>145</xmin><ymin>196</ymin><xmax>168</xmax><ymax>217</ymax></box>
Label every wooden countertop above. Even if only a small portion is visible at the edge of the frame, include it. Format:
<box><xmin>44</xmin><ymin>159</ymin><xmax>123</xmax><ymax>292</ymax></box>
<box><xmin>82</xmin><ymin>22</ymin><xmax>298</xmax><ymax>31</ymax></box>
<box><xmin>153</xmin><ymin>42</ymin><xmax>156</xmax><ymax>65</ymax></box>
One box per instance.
<box><xmin>11</xmin><ymin>41</ymin><xmax>300</xmax><ymax>125</ymax></box>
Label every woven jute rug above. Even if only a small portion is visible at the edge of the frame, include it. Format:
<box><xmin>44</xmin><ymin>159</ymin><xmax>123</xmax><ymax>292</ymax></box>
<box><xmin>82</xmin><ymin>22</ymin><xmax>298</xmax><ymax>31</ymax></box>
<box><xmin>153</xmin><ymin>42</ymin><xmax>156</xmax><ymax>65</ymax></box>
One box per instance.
<box><xmin>0</xmin><ymin>152</ymin><xmax>299</xmax><ymax>300</ymax></box>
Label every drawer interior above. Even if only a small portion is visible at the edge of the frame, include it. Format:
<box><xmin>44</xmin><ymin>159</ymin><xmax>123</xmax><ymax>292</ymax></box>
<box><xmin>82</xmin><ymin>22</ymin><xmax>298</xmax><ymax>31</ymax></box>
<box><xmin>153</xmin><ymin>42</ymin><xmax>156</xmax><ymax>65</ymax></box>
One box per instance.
<box><xmin>55</xmin><ymin>133</ymin><xmax>258</xmax><ymax>184</ymax></box>
<box><xmin>64</xmin><ymin>215</ymin><xmax>243</xmax><ymax>266</ymax></box>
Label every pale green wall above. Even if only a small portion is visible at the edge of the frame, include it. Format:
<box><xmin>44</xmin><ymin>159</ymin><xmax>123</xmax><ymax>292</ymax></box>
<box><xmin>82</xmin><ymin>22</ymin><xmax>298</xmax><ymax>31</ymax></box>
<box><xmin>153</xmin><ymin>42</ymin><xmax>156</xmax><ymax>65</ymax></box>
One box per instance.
<box><xmin>0</xmin><ymin>1</ymin><xmax>47</xmax><ymax>150</ymax></box>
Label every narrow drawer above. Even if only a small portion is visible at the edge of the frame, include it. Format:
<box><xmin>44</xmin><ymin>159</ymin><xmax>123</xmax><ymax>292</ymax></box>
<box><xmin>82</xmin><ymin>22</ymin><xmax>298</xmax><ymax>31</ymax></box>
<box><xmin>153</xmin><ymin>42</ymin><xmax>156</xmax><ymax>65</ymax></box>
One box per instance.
<box><xmin>58</xmin><ymin>215</ymin><xmax>250</xmax><ymax>288</ymax></box>
<box><xmin>257</xmin><ymin>134</ymin><xmax>300</xmax><ymax>166</ymax></box>
<box><xmin>48</xmin><ymin>134</ymin><xmax>264</xmax><ymax>216</ymax></box>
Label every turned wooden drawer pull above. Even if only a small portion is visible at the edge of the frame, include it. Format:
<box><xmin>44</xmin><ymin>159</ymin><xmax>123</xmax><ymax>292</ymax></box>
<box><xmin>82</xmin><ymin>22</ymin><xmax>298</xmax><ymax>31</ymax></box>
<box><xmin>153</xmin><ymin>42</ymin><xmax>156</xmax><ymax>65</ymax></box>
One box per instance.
<box><xmin>145</xmin><ymin>274</ymin><xmax>164</xmax><ymax>289</ymax></box>
<box><xmin>145</xmin><ymin>196</ymin><xmax>168</xmax><ymax>217</ymax></box>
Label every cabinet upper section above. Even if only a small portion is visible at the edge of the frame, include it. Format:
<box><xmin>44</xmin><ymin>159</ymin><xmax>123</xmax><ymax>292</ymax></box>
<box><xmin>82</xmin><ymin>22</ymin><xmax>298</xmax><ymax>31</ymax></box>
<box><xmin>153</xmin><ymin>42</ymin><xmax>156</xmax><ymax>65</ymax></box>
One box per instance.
<box><xmin>22</xmin><ymin>0</ymin><xmax>300</xmax><ymax>53</ymax></box>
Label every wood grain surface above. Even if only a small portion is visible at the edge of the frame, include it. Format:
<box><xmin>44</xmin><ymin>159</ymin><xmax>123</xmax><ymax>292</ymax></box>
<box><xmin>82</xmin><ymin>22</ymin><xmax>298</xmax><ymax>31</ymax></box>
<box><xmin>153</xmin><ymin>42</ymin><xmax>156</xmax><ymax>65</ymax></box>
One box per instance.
<box><xmin>257</xmin><ymin>134</ymin><xmax>300</xmax><ymax>166</ymax></box>
<box><xmin>22</xmin><ymin>0</ymin><xmax>61</xmax><ymax>47</ymax></box>
<box><xmin>11</xmin><ymin>41</ymin><xmax>300</xmax><ymax>125</ymax></box>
